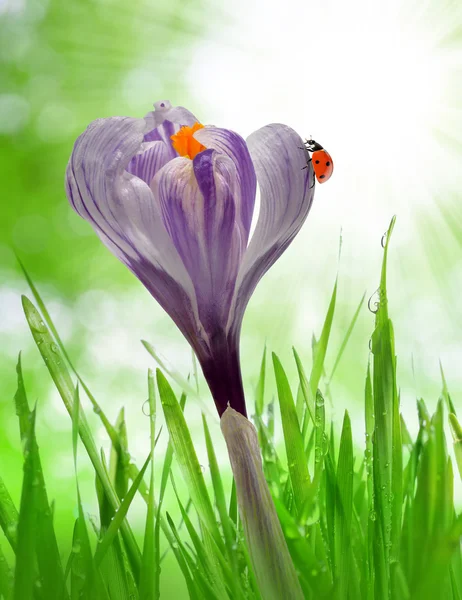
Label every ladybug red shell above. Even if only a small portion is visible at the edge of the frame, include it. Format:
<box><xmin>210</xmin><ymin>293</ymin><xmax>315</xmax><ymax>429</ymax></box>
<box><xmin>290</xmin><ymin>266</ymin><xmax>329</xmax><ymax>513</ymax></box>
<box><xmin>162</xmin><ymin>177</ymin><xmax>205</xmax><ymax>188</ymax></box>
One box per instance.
<box><xmin>302</xmin><ymin>139</ymin><xmax>334</xmax><ymax>184</ymax></box>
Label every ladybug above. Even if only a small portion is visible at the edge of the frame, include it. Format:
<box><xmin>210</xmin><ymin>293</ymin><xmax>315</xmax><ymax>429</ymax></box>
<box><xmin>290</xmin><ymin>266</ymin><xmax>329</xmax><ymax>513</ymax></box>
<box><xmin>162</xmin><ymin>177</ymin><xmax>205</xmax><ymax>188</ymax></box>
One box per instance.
<box><xmin>300</xmin><ymin>138</ymin><xmax>334</xmax><ymax>185</ymax></box>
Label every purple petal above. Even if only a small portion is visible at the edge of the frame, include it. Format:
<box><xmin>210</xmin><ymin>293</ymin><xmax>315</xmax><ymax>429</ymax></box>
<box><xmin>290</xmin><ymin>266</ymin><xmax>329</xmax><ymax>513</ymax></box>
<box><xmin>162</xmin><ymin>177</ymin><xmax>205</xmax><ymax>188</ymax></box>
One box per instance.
<box><xmin>65</xmin><ymin>116</ymin><xmax>206</xmax><ymax>352</ymax></box>
<box><xmin>228</xmin><ymin>124</ymin><xmax>315</xmax><ymax>333</ymax></box>
<box><xmin>194</xmin><ymin>126</ymin><xmax>257</xmax><ymax>240</ymax></box>
<box><xmin>126</xmin><ymin>141</ymin><xmax>171</xmax><ymax>186</ymax></box>
<box><xmin>152</xmin><ymin>148</ymin><xmax>244</xmax><ymax>333</ymax></box>
<box><xmin>143</xmin><ymin>119</ymin><xmax>179</xmax><ymax>152</ymax></box>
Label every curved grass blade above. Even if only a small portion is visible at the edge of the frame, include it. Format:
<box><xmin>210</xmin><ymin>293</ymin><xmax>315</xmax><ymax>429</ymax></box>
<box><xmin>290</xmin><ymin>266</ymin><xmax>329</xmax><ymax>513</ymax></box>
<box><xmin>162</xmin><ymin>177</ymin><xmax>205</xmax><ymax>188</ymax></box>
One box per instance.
<box><xmin>255</xmin><ymin>346</ymin><xmax>267</xmax><ymax>417</ymax></box>
<box><xmin>335</xmin><ymin>411</ymin><xmax>354</xmax><ymax>599</ymax></box>
<box><xmin>139</xmin><ymin>369</ymin><xmax>158</xmax><ymax>600</ymax></box>
<box><xmin>21</xmin><ymin>296</ymin><xmax>142</xmax><ymax>577</ymax></box>
<box><xmin>327</xmin><ymin>291</ymin><xmax>366</xmax><ymax>386</ymax></box>
<box><xmin>13</xmin><ymin>408</ymin><xmax>39</xmax><ymax>600</ymax></box>
<box><xmin>14</xmin><ymin>354</ymin><xmax>68</xmax><ymax>599</ymax></box>
<box><xmin>273</xmin><ymin>353</ymin><xmax>311</xmax><ymax>514</ymax></box>
<box><xmin>157</xmin><ymin>370</ymin><xmax>224</xmax><ymax>552</ymax></box>
<box><xmin>449</xmin><ymin>414</ymin><xmax>462</xmax><ymax>480</ymax></box>
<box><xmin>17</xmin><ymin>258</ymin><xmax>124</xmax><ymax>455</ymax></box>
<box><xmin>202</xmin><ymin>414</ymin><xmax>240</xmax><ymax>586</ymax></box>
<box><xmin>0</xmin><ymin>475</ymin><xmax>18</xmax><ymax>551</ymax></box>
<box><xmin>95</xmin><ymin>452</ymin><xmax>151</xmax><ymax>568</ymax></box>
<box><xmin>0</xmin><ymin>543</ymin><xmax>12</xmax><ymax>599</ymax></box>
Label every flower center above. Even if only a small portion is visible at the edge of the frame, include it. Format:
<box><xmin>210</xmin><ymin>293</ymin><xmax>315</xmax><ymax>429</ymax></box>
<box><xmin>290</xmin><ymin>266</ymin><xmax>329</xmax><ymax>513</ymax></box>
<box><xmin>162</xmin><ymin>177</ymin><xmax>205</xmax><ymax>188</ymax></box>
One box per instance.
<box><xmin>171</xmin><ymin>122</ymin><xmax>206</xmax><ymax>159</ymax></box>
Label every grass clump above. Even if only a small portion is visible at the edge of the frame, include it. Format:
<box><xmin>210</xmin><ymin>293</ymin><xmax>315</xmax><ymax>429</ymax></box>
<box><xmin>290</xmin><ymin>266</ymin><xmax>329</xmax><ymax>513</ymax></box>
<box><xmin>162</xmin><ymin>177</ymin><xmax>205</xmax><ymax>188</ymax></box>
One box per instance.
<box><xmin>0</xmin><ymin>217</ymin><xmax>461</xmax><ymax>599</ymax></box>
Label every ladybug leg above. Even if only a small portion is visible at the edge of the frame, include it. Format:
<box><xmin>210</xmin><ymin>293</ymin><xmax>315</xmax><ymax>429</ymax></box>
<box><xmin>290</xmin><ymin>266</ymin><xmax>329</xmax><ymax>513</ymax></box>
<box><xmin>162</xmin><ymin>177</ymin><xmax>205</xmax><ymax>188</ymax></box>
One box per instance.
<box><xmin>300</xmin><ymin>156</ymin><xmax>312</xmax><ymax>170</ymax></box>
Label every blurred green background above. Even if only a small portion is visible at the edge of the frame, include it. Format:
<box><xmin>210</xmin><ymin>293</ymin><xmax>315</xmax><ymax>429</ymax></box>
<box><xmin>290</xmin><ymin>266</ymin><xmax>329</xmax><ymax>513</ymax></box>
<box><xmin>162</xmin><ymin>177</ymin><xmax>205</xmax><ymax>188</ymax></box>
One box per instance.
<box><xmin>1</xmin><ymin>0</ymin><xmax>461</xmax><ymax>595</ymax></box>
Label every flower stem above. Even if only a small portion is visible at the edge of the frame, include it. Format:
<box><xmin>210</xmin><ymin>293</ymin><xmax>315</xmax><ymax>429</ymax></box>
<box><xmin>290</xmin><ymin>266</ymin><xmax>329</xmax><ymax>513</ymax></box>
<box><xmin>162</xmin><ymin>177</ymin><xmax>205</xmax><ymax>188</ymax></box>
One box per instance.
<box><xmin>220</xmin><ymin>407</ymin><xmax>304</xmax><ymax>600</ymax></box>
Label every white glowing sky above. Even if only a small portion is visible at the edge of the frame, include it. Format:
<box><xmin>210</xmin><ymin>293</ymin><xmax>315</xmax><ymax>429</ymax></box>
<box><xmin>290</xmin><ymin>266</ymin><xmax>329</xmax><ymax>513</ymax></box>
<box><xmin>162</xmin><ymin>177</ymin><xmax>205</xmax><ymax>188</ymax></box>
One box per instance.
<box><xmin>186</xmin><ymin>0</ymin><xmax>462</xmax><ymax>391</ymax></box>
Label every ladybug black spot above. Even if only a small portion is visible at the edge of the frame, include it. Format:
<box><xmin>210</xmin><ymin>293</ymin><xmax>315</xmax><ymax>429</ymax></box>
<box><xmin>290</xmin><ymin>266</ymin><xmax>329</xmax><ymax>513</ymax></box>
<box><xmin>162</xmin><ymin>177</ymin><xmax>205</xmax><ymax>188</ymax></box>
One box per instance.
<box><xmin>320</xmin><ymin>175</ymin><xmax>325</xmax><ymax>179</ymax></box>
<box><xmin>326</xmin><ymin>161</ymin><xmax>331</xmax><ymax>166</ymax></box>
<box><xmin>315</xmin><ymin>160</ymin><xmax>320</xmax><ymax>164</ymax></box>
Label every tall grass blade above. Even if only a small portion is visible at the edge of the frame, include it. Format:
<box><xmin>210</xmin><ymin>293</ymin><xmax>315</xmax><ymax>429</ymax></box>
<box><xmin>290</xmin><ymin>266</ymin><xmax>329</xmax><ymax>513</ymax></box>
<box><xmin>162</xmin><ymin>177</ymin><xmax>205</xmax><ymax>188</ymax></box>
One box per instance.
<box><xmin>273</xmin><ymin>353</ymin><xmax>311</xmax><ymax>513</ymax></box>
<box><xmin>21</xmin><ymin>296</ymin><xmax>142</xmax><ymax>576</ymax></box>
<box><xmin>157</xmin><ymin>370</ymin><xmax>223</xmax><ymax>551</ymax></box>
<box><xmin>0</xmin><ymin>476</ymin><xmax>18</xmax><ymax>551</ymax></box>
<box><xmin>139</xmin><ymin>369</ymin><xmax>158</xmax><ymax>600</ymax></box>
<box><xmin>14</xmin><ymin>354</ymin><xmax>67</xmax><ymax>599</ymax></box>
<box><xmin>13</xmin><ymin>408</ymin><xmax>39</xmax><ymax>600</ymax></box>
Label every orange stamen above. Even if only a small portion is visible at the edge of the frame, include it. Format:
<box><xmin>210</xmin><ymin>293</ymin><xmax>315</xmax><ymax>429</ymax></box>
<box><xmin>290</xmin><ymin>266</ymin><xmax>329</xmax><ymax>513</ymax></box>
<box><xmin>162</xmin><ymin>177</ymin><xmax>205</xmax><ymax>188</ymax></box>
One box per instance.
<box><xmin>171</xmin><ymin>122</ymin><xmax>206</xmax><ymax>159</ymax></box>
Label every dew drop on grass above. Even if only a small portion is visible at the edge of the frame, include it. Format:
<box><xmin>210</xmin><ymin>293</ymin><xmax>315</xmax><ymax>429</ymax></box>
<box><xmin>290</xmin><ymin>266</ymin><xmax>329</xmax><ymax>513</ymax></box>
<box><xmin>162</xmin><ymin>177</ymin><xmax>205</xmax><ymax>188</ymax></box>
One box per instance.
<box><xmin>142</xmin><ymin>400</ymin><xmax>154</xmax><ymax>417</ymax></box>
<box><xmin>50</xmin><ymin>343</ymin><xmax>59</xmax><ymax>353</ymax></box>
<box><xmin>315</xmin><ymin>392</ymin><xmax>325</xmax><ymax>407</ymax></box>
<box><xmin>315</xmin><ymin>447</ymin><xmax>322</xmax><ymax>463</ymax></box>
<box><xmin>72</xmin><ymin>540</ymin><xmax>81</xmax><ymax>553</ymax></box>
<box><xmin>369</xmin><ymin>510</ymin><xmax>377</xmax><ymax>521</ymax></box>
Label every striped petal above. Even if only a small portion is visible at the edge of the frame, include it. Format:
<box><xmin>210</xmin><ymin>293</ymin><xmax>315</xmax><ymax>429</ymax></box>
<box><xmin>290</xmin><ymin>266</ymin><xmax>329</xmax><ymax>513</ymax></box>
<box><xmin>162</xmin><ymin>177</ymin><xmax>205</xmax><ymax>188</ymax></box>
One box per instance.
<box><xmin>152</xmin><ymin>148</ymin><xmax>245</xmax><ymax>334</ymax></box>
<box><xmin>65</xmin><ymin>116</ymin><xmax>206</xmax><ymax>351</ymax></box>
<box><xmin>194</xmin><ymin>126</ymin><xmax>257</xmax><ymax>240</ymax></box>
<box><xmin>228</xmin><ymin>123</ymin><xmax>315</xmax><ymax>333</ymax></box>
<box><xmin>126</xmin><ymin>141</ymin><xmax>172</xmax><ymax>186</ymax></box>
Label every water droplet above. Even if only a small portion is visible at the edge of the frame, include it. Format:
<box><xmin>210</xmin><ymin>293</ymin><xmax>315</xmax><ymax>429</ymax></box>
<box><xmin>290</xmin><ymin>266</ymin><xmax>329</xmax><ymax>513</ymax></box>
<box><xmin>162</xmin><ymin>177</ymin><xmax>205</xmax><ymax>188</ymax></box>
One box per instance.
<box><xmin>381</xmin><ymin>485</ymin><xmax>386</xmax><ymax>490</ymax></box>
<box><xmin>311</xmin><ymin>569</ymin><xmax>318</xmax><ymax>577</ymax></box>
<box><xmin>381</xmin><ymin>231</ymin><xmax>388</xmax><ymax>248</ymax></box>
<box><xmin>369</xmin><ymin>510</ymin><xmax>377</xmax><ymax>521</ymax></box>
<box><xmin>93</xmin><ymin>406</ymin><xmax>101</xmax><ymax>415</ymax></box>
<box><xmin>72</xmin><ymin>540</ymin><xmax>81</xmax><ymax>553</ymax></box>
<box><xmin>200</xmin><ymin>464</ymin><xmax>206</xmax><ymax>473</ymax></box>
<box><xmin>142</xmin><ymin>400</ymin><xmax>154</xmax><ymax>417</ymax></box>
<box><xmin>316</xmin><ymin>392</ymin><xmax>325</xmax><ymax>407</ymax></box>
<box><xmin>50</xmin><ymin>343</ymin><xmax>59</xmax><ymax>354</ymax></box>
<box><xmin>368</xmin><ymin>288</ymin><xmax>380</xmax><ymax>314</ymax></box>
<box><xmin>315</xmin><ymin>446</ymin><xmax>322</xmax><ymax>463</ymax></box>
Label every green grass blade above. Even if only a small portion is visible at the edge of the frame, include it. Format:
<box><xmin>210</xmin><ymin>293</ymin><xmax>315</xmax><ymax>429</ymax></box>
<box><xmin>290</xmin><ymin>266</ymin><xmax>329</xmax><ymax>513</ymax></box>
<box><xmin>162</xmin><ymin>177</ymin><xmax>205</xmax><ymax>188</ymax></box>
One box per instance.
<box><xmin>157</xmin><ymin>370</ymin><xmax>224</xmax><ymax>552</ymax></box>
<box><xmin>0</xmin><ymin>475</ymin><xmax>18</xmax><ymax>551</ymax></box>
<box><xmin>335</xmin><ymin>410</ymin><xmax>354</xmax><ymax>599</ymax></box>
<box><xmin>202</xmin><ymin>415</ymin><xmax>237</xmax><ymax>571</ymax></box>
<box><xmin>228</xmin><ymin>479</ymin><xmax>237</xmax><ymax>529</ymax></box>
<box><xmin>310</xmin><ymin>278</ymin><xmax>338</xmax><ymax>396</ymax></box>
<box><xmin>273</xmin><ymin>353</ymin><xmax>311</xmax><ymax>514</ymax></box>
<box><xmin>255</xmin><ymin>346</ymin><xmax>267</xmax><ymax>417</ymax></box>
<box><xmin>440</xmin><ymin>361</ymin><xmax>456</xmax><ymax>415</ymax></box>
<box><xmin>17</xmin><ymin>259</ymin><xmax>125</xmax><ymax>455</ymax></box>
<box><xmin>109</xmin><ymin>408</ymin><xmax>130</xmax><ymax>501</ymax></box>
<box><xmin>13</xmin><ymin>408</ymin><xmax>39</xmax><ymax>600</ymax></box>
<box><xmin>95</xmin><ymin>452</ymin><xmax>151</xmax><ymax>568</ymax></box>
<box><xmin>449</xmin><ymin>414</ymin><xmax>462</xmax><ymax>480</ymax></box>
<box><xmin>327</xmin><ymin>291</ymin><xmax>366</xmax><ymax>385</ymax></box>
<box><xmin>22</xmin><ymin>295</ymin><xmax>142</xmax><ymax>577</ymax></box>
<box><xmin>139</xmin><ymin>369</ymin><xmax>158</xmax><ymax>600</ymax></box>
<box><xmin>142</xmin><ymin>340</ymin><xmax>198</xmax><ymax>399</ymax></box>
<box><xmin>293</xmin><ymin>348</ymin><xmax>315</xmax><ymax>426</ymax></box>
<box><xmin>71</xmin><ymin>386</ymin><xmax>100</xmax><ymax>598</ymax></box>
<box><xmin>170</xmin><ymin>474</ymin><xmax>231</xmax><ymax>600</ymax></box>
<box><xmin>0</xmin><ymin>542</ymin><xmax>13</xmax><ymax>599</ymax></box>
<box><xmin>14</xmin><ymin>354</ymin><xmax>68</xmax><ymax>599</ymax></box>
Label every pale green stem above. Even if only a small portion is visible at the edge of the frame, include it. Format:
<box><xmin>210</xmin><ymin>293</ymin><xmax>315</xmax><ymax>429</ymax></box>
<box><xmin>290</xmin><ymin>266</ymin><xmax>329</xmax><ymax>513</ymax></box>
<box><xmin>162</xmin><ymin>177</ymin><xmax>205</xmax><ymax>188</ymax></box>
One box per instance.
<box><xmin>220</xmin><ymin>407</ymin><xmax>304</xmax><ymax>600</ymax></box>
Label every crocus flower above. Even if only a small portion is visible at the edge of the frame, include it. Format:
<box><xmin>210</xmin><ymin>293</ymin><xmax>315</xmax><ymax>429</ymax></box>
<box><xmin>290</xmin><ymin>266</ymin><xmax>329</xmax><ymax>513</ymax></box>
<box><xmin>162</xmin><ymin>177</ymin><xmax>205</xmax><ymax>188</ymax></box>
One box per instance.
<box><xmin>66</xmin><ymin>100</ymin><xmax>315</xmax><ymax>417</ymax></box>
